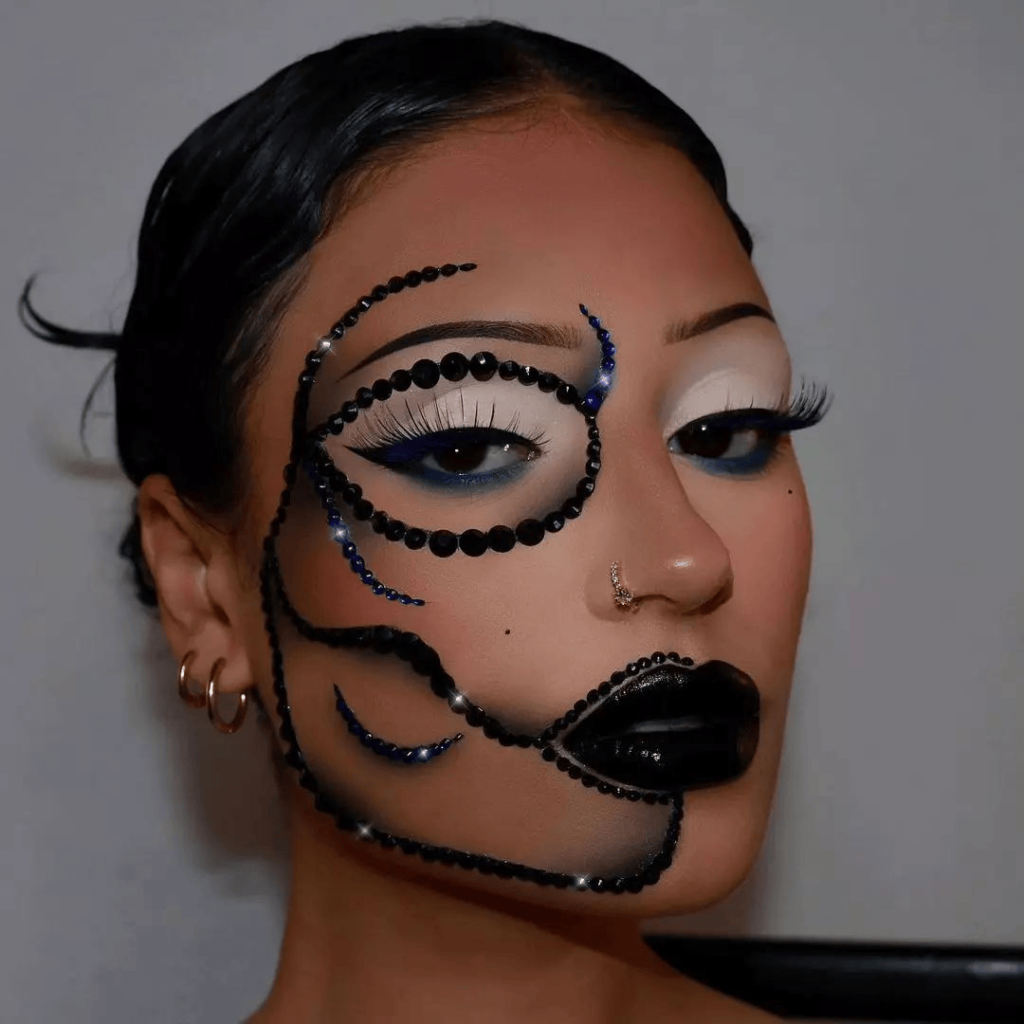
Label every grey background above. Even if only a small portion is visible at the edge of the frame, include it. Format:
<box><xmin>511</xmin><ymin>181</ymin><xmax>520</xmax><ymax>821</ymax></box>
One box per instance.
<box><xmin>2</xmin><ymin>1</ymin><xmax>1022</xmax><ymax>1021</ymax></box>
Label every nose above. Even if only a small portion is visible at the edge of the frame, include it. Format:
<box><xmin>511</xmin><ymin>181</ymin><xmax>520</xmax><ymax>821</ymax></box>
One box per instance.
<box><xmin>589</xmin><ymin>451</ymin><xmax>734</xmax><ymax>619</ymax></box>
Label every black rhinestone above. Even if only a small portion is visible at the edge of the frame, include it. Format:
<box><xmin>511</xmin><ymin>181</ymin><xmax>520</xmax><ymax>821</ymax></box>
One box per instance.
<box><xmin>598</xmin><ymin>680</ymin><xmax>613</xmax><ymax>695</ymax></box>
<box><xmin>371</xmin><ymin>284</ymin><xmax>389</xmax><ymax>301</ymax></box>
<box><xmin>517</xmin><ymin>364</ymin><xmax>539</xmax><ymax>385</ymax></box>
<box><xmin>355</xmin><ymin>386</ymin><xmax>374</xmax><ymax>408</ymax></box>
<box><xmin>487</xmin><ymin>525</ymin><xmax>517</xmax><ymax>553</ymax></box>
<box><xmin>597</xmin><ymin>782</ymin><xmax>613</xmax><ymax>795</ymax></box>
<box><xmin>637</xmin><ymin>657</ymin><xmax>652</xmax><ymax>670</ymax></box>
<box><xmin>341</xmin><ymin>482</ymin><xmax>362</xmax><ymax>504</ymax></box>
<box><xmin>411</xmin><ymin>359</ymin><xmax>440</xmax><ymax>388</ymax></box>
<box><xmin>681</xmin><ymin>656</ymin><xmax>694</xmax><ymax>666</ymax></box>
<box><xmin>465</xmin><ymin>707</ymin><xmax>485</xmax><ymax>727</ymax></box>
<box><xmin>624</xmin><ymin>876</ymin><xmax>645</xmax><ymax>894</ymax></box>
<box><xmin>589</xmin><ymin>876</ymin><xmax>607</xmax><ymax>892</ymax></box>
<box><xmin>608</xmin><ymin>877</ymin><xmax>626</xmax><ymax>894</ymax></box>
<box><xmin>458</xmin><ymin>262</ymin><xmax>477</xmax><ymax>271</ymax></box>
<box><xmin>626</xmin><ymin>662</ymin><xmax>639</xmax><ymax>675</ymax></box>
<box><xmin>567</xmin><ymin>765</ymin><xmax>582</xmax><ymax>780</ymax></box>
<box><xmin>439</xmin><ymin>263</ymin><xmax>459</xmax><ymax>277</ymax></box>
<box><xmin>371</xmin><ymin>378</ymin><xmax>393</xmax><ymax>401</ymax></box>
<box><xmin>516</xmin><ymin>735</ymin><xmax>533</xmax><ymax>748</ymax></box>
<box><xmin>515</xmin><ymin>519</ymin><xmax>545</xmax><ymax>546</ymax></box>
<box><xmin>537</xmin><ymin>372</ymin><xmax>559</xmax><ymax>392</ymax></box>
<box><xmin>372</xmin><ymin>626</ymin><xmax>396</xmax><ymax>652</ymax></box>
<box><xmin>352</xmin><ymin>499</ymin><xmax>374</xmax><ymax>521</ymax></box>
<box><xmin>564</xmin><ymin>709</ymin><xmax>579</xmax><ymax>724</ymax></box>
<box><xmin>498</xmin><ymin>733</ymin><xmax>517</xmax><ymax>747</ymax></box>
<box><xmin>421</xmin><ymin>265</ymin><xmax>440</xmax><ymax>281</ymax></box>
<box><xmin>587</xmin><ymin>689</ymin><xmax>600</xmax><ymax>704</ymax></box>
<box><xmin>555</xmin><ymin>757</ymin><xmax>572</xmax><ymax>772</ymax></box>
<box><xmin>458</xmin><ymin>529</ymin><xmax>488</xmax><ymax>557</ymax></box>
<box><xmin>387</xmin><ymin>276</ymin><xmax>406</xmax><ymax>293</ymax></box>
<box><xmin>588</xmin><ymin>425</ymin><xmax>600</xmax><ymax>440</ymax></box>
<box><xmin>585</xmin><ymin>458</ymin><xmax>601</xmax><ymax>476</ymax></box>
<box><xmin>626</xmin><ymin>791</ymin><xmax>642</xmax><ymax>802</ymax></box>
<box><xmin>610</xmin><ymin>671</ymin><xmax>625</xmax><ymax>685</ymax></box>
<box><xmin>428</xmin><ymin>530</ymin><xmax>459</xmax><ymax>557</ymax></box>
<box><xmin>356</xmin><ymin>296</ymin><xmax>373</xmax><ymax>311</ymax></box>
<box><xmin>327</xmin><ymin>413</ymin><xmax>346</xmax><ymax>435</ymax></box>
<box><xmin>652</xmin><ymin>651</ymin><xmax>666</xmax><ymax>664</ymax></box>
<box><xmin>469</xmin><ymin>351</ymin><xmax>498</xmax><ymax>380</ymax></box>
<box><xmin>420</xmin><ymin>847</ymin><xmax>439</xmax><ymax>862</ymax></box>
<box><xmin>541</xmin><ymin>747</ymin><xmax>557</xmax><ymax>762</ymax></box>
<box><xmin>330</xmin><ymin>323</ymin><xmax>345</xmax><ymax>339</ymax></box>
<box><xmin>581</xmin><ymin>774</ymin><xmax>597</xmax><ymax>788</ymax></box>
<box><xmin>493</xmin><ymin>862</ymin><xmax>515</xmax><ymax>879</ymax></box>
<box><xmin>641</xmin><ymin>866</ymin><xmax>663</xmax><ymax>886</ymax></box>
<box><xmin>543</xmin><ymin>512</ymin><xmax>566</xmax><ymax>534</ymax></box>
<box><xmin>384</xmin><ymin>519</ymin><xmax>406</xmax><ymax>541</ymax></box>
<box><xmin>587</xmin><ymin>441</ymin><xmax>602</xmax><ymax>458</ymax></box>
<box><xmin>562</xmin><ymin>499</ymin><xmax>584</xmax><ymax>519</ymax></box>
<box><xmin>404</xmin><ymin>528</ymin><xmax>427</xmax><ymax>550</ymax></box>
<box><xmin>405</xmin><ymin>270</ymin><xmax>423</xmax><ymax>287</ymax></box>
<box><xmin>379</xmin><ymin>834</ymin><xmax>397</xmax><ymax>849</ymax></box>
<box><xmin>574</xmin><ymin>699</ymin><xmax>587</xmax><ymax>714</ymax></box>
<box><xmin>642</xmin><ymin>792</ymin><xmax>658</xmax><ymax>805</ymax></box>
<box><xmin>341</xmin><ymin>401</ymin><xmax>360</xmax><ymax>422</ymax></box>
<box><xmin>342</xmin><ymin>311</ymin><xmax>359</xmax><ymax>328</ymax></box>
<box><xmin>390</xmin><ymin>368</ymin><xmax>412</xmax><ymax>392</ymax></box>
<box><xmin>556</xmin><ymin>383</ymin><xmax>578</xmax><ymax>405</ymax></box>
<box><xmin>305</xmin><ymin>351</ymin><xmax>323</xmax><ymax>369</ymax></box>
<box><xmin>498</xmin><ymin>360</ymin><xmax>520</xmax><ymax>380</ymax></box>
<box><xmin>370</xmin><ymin>511</ymin><xmax>389</xmax><ymax>534</ymax></box>
<box><xmin>439</xmin><ymin>351</ymin><xmax>469</xmax><ymax>381</ymax></box>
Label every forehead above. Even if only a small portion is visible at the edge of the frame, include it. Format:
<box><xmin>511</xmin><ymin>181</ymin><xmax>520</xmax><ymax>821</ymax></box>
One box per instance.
<box><xmin>277</xmin><ymin>116</ymin><xmax>764</xmax><ymax>368</ymax></box>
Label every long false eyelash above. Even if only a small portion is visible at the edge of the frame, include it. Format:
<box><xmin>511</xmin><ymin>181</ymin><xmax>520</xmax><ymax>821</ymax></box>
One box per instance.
<box><xmin>709</xmin><ymin>378</ymin><xmax>832</xmax><ymax>429</ymax></box>
<box><xmin>343</xmin><ymin>394</ymin><xmax>551</xmax><ymax>453</ymax></box>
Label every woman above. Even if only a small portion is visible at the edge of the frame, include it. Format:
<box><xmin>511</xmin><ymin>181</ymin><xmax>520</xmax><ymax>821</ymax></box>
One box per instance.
<box><xmin>23</xmin><ymin>20</ymin><xmax>828</xmax><ymax>1022</ymax></box>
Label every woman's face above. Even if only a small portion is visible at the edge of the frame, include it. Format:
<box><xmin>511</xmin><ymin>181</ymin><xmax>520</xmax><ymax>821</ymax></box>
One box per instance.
<box><xmin>239</xmin><ymin>113</ymin><xmax>814</xmax><ymax>915</ymax></box>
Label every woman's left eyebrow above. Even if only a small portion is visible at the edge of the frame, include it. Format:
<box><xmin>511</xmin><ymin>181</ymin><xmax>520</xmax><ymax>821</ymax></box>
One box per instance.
<box><xmin>669</xmin><ymin>302</ymin><xmax>776</xmax><ymax>342</ymax></box>
<box><xmin>336</xmin><ymin>319</ymin><xmax>582</xmax><ymax>379</ymax></box>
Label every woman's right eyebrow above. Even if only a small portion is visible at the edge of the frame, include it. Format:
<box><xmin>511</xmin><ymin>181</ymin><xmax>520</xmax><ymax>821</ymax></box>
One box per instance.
<box><xmin>336</xmin><ymin>319</ymin><xmax>583</xmax><ymax>379</ymax></box>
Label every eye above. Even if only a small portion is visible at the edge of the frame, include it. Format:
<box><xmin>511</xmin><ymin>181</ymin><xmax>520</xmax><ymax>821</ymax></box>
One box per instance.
<box><xmin>668</xmin><ymin>410</ymin><xmax>788</xmax><ymax>477</ymax></box>
<box><xmin>349</xmin><ymin>427</ymin><xmax>544</xmax><ymax>490</ymax></box>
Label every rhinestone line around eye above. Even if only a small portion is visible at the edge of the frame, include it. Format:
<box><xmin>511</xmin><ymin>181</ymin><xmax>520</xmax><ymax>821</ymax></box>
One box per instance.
<box><xmin>292</xmin><ymin>262</ymin><xmax>478</xmax><ymax>607</ymax></box>
<box><xmin>314</xmin><ymin>352</ymin><xmax>601</xmax><ymax>557</ymax></box>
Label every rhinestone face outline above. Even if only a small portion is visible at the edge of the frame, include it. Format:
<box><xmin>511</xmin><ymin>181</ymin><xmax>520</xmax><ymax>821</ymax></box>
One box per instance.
<box><xmin>261</xmin><ymin>263</ymin><xmax>683</xmax><ymax>891</ymax></box>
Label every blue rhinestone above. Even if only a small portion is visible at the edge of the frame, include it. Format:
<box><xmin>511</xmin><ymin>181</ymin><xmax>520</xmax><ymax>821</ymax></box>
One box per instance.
<box><xmin>350</xmin><ymin>556</ymin><xmax>365</xmax><ymax>572</ymax></box>
<box><xmin>584</xmin><ymin>390</ymin><xmax>604</xmax><ymax>411</ymax></box>
<box><xmin>602</xmin><ymin>358</ymin><xmax>615</xmax><ymax>372</ymax></box>
<box><xmin>371</xmin><ymin>583</ymin><xmax>386</xmax><ymax>595</ymax></box>
<box><xmin>385</xmin><ymin>589</ymin><xmax>399</xmax><ymax>601</ymax></box>
<box><xmin>588</xmin><ymin>315</ymin><xmax>601</xmax><ymax>328</ymax></box>
<box><xmin>360</xmin><ymin>570</ymin><xmax>374</xmax><ymax>583</ymax></box>
<box><xmin>327</xmin><ymin>511</ymin><xmax>341</xmax><ymax>526</ymax></box>
<box><xmin>412</xmin><ymin>599</ymin><xmax>426</xmax><ymax>607</ymax></box>
<box><xmin>603</xmin><ymin>342</ymin><xmax>615</xmax><ymax>357</ymax></box>
<box><xmin>579</xmin><ymin>303</ymin><xmax>589</xmax><ymax>315</ymax></box>
<box><xmin>597</xmin><ymin>329</ymin><xmax>610</xmax><ymax>342</ymax></box>
<box><xmin>371</xmin><ymin>739</ymin><xmax>387</xmax><ymax>754</ymax></box>
<box><xmin>398</xmin><ymin>595</ymin><xmax>412</xmax><ymax>605</ymax></box>
<box><xmin>341</xmin><ymin>542</ymin><xmax>357</xmax><ymax>558</ymax></box>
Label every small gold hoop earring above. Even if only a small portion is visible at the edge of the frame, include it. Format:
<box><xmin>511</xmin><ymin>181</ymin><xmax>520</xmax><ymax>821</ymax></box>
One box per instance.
<box><xmin>205</xmin><ymin>658</ymin><xmax>248</xmax><ymax>734</ymax></box>
<box><xmin>177</xmin><ymin>651</ymin><xmax>206</xmax><ymax>709</ymax></box>
<box><xmin>610</xmin><ymin>561</ymin><xmax>637</xmax><ymax>610</ymax></box>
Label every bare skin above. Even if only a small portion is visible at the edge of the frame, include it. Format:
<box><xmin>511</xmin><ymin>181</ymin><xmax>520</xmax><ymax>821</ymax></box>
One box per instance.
<box><xmin>141</xmin><ymin>104</ymin><xmax>808</xmax><ymax>1022</ymax></box>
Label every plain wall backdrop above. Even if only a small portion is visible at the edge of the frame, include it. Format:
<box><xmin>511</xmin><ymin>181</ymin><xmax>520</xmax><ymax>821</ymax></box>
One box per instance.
<box><xmin>2</xmin><ymin>1</ymin><xmax>1022</xmax><ymax>1021</ymax></box>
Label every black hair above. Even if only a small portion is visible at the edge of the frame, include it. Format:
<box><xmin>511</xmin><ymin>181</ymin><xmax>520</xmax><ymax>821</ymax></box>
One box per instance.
<box><xmin>20</xmin><ymin>19</ymin><xmax>753</xmax><ymax>607</ymax></box>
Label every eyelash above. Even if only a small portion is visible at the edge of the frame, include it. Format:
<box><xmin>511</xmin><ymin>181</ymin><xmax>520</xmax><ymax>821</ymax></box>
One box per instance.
<box><xmin>668</xmin><ymin>381</ymin><xmax>832</xmax><ymax>477</ymax></box>
<box><xmin>345</xmin><ymin>397</ymin><xmax>550</xmax><ymax>491</ymax></box>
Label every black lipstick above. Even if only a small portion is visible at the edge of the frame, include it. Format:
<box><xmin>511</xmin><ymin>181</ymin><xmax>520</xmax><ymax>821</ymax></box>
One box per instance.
<box><xmin>554</xmin><ymin>659</ymin><xmax>760</xmax><ymax>792</ymax></box>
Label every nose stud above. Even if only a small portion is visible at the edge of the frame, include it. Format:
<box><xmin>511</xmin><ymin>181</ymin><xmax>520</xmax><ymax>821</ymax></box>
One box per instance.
<box><xmin>610</xmin><ymin>562</ymin><xmax>636</xmax><ymax>610</ymax></box>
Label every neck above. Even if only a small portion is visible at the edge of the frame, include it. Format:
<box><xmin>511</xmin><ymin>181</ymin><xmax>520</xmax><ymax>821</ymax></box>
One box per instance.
<box><xmin>248</xmin><ymin>797</ymin><xmax>717</xmax><ymax>1024</ymax></box>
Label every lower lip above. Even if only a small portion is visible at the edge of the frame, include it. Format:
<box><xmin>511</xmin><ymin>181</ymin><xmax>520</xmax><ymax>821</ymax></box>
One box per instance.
<box><xmin>565</xmin><ymin>717</ymin><xmax>759</xmax><ymax>791</ymax></box>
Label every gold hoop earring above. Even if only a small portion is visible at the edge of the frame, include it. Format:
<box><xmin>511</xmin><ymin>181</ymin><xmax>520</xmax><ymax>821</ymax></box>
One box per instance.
<box><xmin>205</xmin><ymin>658</ymin><xmax>248</xmax><ymax>734</ymax></box>
<box><xmin>177</xmin><ymin>651</ymin><xmax>206</xmax><ymax>709</ymax></box>
<box><xmin>610</xmin><ymin>562</ymin><xmax>636</xmax><ymax>610</ymax></box>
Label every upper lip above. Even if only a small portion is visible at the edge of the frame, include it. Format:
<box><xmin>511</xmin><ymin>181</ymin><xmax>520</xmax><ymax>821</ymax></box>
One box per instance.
<box><xmin>546</xmin><ymin>658</ymin><xmax>761</xmax><ymax>793</ymax></box>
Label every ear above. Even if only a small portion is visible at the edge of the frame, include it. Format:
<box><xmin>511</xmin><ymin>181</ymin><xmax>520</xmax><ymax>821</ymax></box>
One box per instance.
<box><xmin>137</xmin><ymin>475</ymin><xmax>253</xmax><ymax>695</ymax></box>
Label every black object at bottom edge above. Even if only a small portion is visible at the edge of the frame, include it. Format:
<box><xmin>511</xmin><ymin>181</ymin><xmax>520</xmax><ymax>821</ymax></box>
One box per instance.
<box><xmin>645</xmin><ymin>936</ymin><xmax>1024</xmax><ymax>1021</ymax></box>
